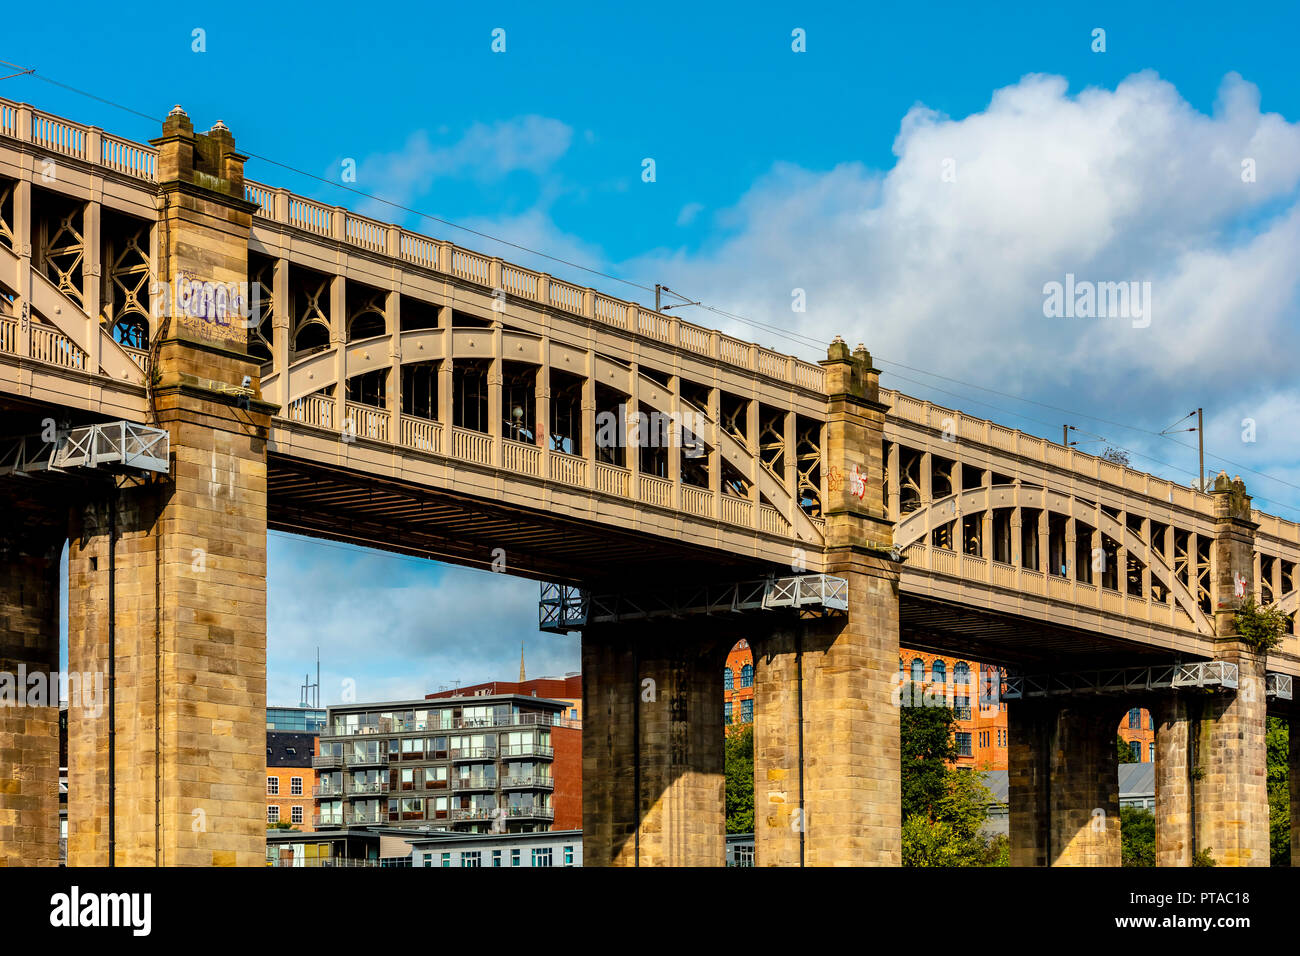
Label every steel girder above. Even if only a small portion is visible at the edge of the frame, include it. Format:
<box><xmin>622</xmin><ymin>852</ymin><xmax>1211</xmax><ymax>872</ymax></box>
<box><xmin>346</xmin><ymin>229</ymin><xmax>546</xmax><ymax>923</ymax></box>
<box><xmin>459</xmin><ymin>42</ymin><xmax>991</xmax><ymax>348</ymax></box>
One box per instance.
<box><xmin>538</xmin><ymin>573</ymin><xmax>849</xmax><ymax>633</ymax></box>
<box><xmin>0</xmin><ymin>421</ymin><xmax>169</xmax><ymax>477</ymax></box>
<box><xmin>1001</xmin><ymin>661</ymin><xmax>1240</xmax><ymax>700</ymax></box>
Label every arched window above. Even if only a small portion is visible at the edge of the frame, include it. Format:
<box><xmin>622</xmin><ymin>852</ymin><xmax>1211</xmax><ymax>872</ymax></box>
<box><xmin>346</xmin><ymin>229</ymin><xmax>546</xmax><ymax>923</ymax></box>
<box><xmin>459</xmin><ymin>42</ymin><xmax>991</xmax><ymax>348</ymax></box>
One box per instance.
<box><xmin>910</xmin><ymin>658</ymin><xmax>924</xmax><ymax>684</ymax></box>
<box><xmin>740</xmin><ymin>664</ymin><xmax>754</xmax><ymax>688</ymax></box>
<box><xmin>930</xmin><ymin>660</ymin><xmax>946</xmax><ymax>684</ymax></box>
<box><xmin>953</xmin><ymin>662</ymin><xmax>971</xmax><ymax>719</ymax></box>
<box><xmin>723</xmin><ymin>668</ymin><xmax>733</xmax><ymax>691</ymax></box>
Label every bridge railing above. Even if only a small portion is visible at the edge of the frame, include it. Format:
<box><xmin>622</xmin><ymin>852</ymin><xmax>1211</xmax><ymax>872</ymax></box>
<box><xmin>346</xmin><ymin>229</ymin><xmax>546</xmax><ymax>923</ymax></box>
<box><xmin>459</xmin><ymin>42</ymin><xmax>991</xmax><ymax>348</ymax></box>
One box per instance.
<box><xmin>231</xmin><ymin>170</ymin><xmax>826</xmax><ymax>393</ymax></box>
<box><xmin>282</xmin><ymin>397</ymin><xmax>805</xmax><ymax>540</ymax></box>
<box><xmin>0</xmin><ymin>95</ymin><xmax>826</xmax><ymax>399</ymax></box>
<box><xmin>880</xmin><ymin>387</ymin><xmax>1212</xmax><ymax>515</ymax></box>
<box><xmin>901</xmin><ymin>541</ymin><xmax>1192</xmax><ymax>631</ymax></box>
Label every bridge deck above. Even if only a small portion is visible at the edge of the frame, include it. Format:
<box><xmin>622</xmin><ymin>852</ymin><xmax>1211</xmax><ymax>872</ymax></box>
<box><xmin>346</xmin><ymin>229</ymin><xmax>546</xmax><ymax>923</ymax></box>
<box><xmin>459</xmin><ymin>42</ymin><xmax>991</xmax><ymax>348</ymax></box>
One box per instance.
<box><xmin>3</xmin><ymin>97</ymin><xmax>1300</xmax><ymax>675</ymax></box>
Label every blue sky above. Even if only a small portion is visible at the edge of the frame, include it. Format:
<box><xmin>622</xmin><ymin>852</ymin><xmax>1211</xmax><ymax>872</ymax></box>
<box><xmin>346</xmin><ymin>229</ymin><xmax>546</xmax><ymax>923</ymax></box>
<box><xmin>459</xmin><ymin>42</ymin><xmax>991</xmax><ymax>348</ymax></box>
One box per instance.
<box><xmin>18</xmin><ymin>1</ymin><xmax>1300</xmax><ymax>702</ymax></box>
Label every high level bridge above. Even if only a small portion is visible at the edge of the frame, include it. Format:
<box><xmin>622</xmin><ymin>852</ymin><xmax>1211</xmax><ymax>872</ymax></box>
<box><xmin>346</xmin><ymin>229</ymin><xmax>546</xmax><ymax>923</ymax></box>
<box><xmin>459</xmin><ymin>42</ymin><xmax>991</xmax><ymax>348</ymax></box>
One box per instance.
<box><xmin>0</xmin><ymin>98</ymin><xmax>1295</xmax><ymax>867</ymax></box>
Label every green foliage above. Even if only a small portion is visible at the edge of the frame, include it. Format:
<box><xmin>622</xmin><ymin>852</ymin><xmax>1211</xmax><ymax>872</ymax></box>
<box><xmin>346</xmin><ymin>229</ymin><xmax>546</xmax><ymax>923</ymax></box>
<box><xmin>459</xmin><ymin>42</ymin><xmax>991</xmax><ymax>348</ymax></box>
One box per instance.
<box><xmin>1234</xmin><ymin>596</ymin><xmax>1288</xmax><ymax>650</ymax></box>
<box><xmin>1267</xmin><ymin>716</ymin><xmax>1290</xmax><ymax>866</ymax></box>
<box><xmin>724</xmin><ymin>723</ymin><xmax>754</xmax><ymax>834</ymax></box>
<box><xmin>1117</xmin><ymin>735</ymin><xmax>1139</xmax><ymax>764</ymax></box>
<box><xmin>1192</xmin><ymin>847</ymin><xmax>1217</xmax><ymax>867</ymax></box>
<box><xmin>1120</xmin><ymin>807</ymin><xmax>1155</xmax><ymax>866</ymax></box>
<box><xmin>900</xmin><ymin>686</ymin><xmax>1005</xmax><ymax>866</ymax></box>
<box><xmin>900</xmin><ymin>685</ymin><xmax>958</xmax><ymax>821</ymax></box>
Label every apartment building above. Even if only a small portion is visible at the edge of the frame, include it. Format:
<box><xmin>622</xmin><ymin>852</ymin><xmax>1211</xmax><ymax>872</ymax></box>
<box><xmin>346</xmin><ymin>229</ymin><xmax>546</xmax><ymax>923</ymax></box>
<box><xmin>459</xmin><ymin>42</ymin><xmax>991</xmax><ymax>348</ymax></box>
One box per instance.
<box><xmin>313</xmin><ymin>694</ymin><xmax>575</xmax><ymax>833</ymax></box>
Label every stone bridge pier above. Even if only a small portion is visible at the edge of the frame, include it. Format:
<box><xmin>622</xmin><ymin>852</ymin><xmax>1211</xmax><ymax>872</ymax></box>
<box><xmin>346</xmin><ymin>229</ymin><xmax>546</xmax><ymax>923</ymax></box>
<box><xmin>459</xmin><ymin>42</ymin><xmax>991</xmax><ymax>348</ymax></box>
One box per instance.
<box><xmin>581</xmin><ymin>341</ymin><xmax>904</xmax><ymax>866</ymax></box>
<box><xmin>62</xmin><ymin>110</ymin><xmax>273</xmax><ymax>867</ymax></box>
<box><xmin>0</xmin><ymin>485</ymin><xmax>65</xmax><ymax>867</ymax></box>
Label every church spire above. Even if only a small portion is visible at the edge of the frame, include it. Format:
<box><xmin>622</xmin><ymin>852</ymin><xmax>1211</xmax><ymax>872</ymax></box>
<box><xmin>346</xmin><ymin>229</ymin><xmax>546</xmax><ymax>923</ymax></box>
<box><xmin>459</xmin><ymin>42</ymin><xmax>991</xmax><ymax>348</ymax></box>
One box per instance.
<box><xmin>519</xmin><ymin>641</ymin><xmax>526</xmax><ymax>682</ymax></box>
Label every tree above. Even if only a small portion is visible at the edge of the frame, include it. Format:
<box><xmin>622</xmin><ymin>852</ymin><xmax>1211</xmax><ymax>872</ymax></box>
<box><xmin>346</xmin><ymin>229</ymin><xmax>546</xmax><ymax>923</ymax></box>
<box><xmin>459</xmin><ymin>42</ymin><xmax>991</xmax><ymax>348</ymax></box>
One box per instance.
<box><xmin>1117</xmin><ymin>734</ymin><xmax>1139</xmax><ymax>763</ymax></box>
<box><xmin>900</xmin><ymin>685</ymin><xmax>1005</xmax><ymax>866</ymax></box>
<box><xmin>724</xmin><ymin>723</ymin><xmax>754</xmax><ymax>834</ymax></box>
<box><xmin>1120</xmin><ymin>807</ymin><xmax>1155</xmax><ymax>866</ymax></box>
<box><xmin>1267</xmin><ymin>716</ymin><xmax>1290</xmax><ymax>865</ymax></box>
<box><xmin>900</xmin><ymin>687</ymin><xmax>958</xmax><ymax>820</ymax></box>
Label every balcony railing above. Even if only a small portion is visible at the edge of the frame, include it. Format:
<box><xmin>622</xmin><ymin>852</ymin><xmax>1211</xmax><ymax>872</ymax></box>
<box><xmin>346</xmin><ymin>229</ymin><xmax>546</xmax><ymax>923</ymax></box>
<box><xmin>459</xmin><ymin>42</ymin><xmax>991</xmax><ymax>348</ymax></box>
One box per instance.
<box><xmin>501</xmin><ymin>775</ymin><xmax>554</xmax><ymax>790</ymax></box>
<box><xmin>346</xmin><ymin>780</ymin><xmax>387</xmax><ymax>796</ymax></box>
<box><xmin>312</xmin><ymin>753</ymin><xmax>343</xmax><ymax>768</ymax></box>
<box><xmin>322</xmin><ymin>712</ymin><xmax>569</xmax><ymax>738</ymax></box>
<box><xmin>447</xmin><ymin>808</ymin><xmax>498</xmax><ymax>822</ymax></box>
<box><xmin>345</xmin><ymin>751</ymin><xmax>386</xmax><ymax>767</ymax></box>
<box><xmin>499</xmin><ymin>744</ymin><xmax>553</xmax><ymax>759</ymax></box>
<box><xmin>450</xmin><ymin>776</ymin><xmax>497</xmax><ymax>791</ymax></box>
<box><xmin>504</xmin><ymin>806</ymin><xmax>555</xmax><ymax>819</ymax></box>
<box><xmin>450</xmin><ymin>747</ymin><xmax>497</xmax><ymax>762</ymax></box>
<box><xmin>313</xmin><ymin>782</ymin><xmax>344</xmax><ymax>797</ymax></box>
<box><xmin>312</xmin><ymin>814</ymin><xmax>345</xmax><ymax>828</ymax></box>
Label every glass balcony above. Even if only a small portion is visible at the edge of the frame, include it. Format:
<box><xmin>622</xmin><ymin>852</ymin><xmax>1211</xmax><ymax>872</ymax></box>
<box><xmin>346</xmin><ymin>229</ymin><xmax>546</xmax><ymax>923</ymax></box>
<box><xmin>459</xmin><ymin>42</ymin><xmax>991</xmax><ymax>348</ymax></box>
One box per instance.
<box><xmin>313</xmin><ymin>781</ymin><xmax>344</xmax><ymax>797</ymax></box>
<box><xmin>499</xmin><ymin>743</ymin><xmax>553</xmax><ymax>759</ymax></box>
<box><xmin>501</xmin><ymin>775</ymin><xmax>554</xmax><ymax>790</ymax></box>
<box><xmin>447</xmin><ymin>808</ymin><xmax>498</xmax><ymax>822</ymax></box>
<box><xmin>346</xmin><ymin>779</ymin><xmax>387</xmax><ymax>796</ymax></box>
<box><xmin>450</xmin><ymin>746</ymin><xmax>497</xmax><ymax>762</ymax></box>
<box><xmin>450</xmin><ymin>776</ymin><xmax>497</xmax><ymax>791</ymax></box>
<box><xmin>504</xmin><ymin>806</ymin><xmax>554</xmax><ymax>820</ymax></box>
<box><xmin>345</xmin><ymin>750</ymin><xmax>385</xmax><ymax>767</ymax></box>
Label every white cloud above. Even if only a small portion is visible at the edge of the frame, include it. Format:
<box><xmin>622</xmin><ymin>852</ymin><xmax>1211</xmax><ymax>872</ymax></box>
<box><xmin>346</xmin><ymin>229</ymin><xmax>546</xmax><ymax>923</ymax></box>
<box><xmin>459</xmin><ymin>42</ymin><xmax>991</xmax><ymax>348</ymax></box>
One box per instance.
<box><xmin>352</xmin><ymin>116</ymin><xmax>573</xmax><ymax>218</ymax></box>
<box><xmin>618</xmin><ymin>71</ymin><xmax>1300</xmax><ymax>505</ymax></box>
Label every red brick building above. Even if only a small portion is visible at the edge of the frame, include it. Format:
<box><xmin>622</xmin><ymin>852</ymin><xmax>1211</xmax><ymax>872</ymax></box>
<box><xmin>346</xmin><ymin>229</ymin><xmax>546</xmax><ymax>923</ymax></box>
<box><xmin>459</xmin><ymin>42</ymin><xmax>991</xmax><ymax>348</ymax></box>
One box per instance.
<box><xmin>1118</xmin><ymin>706</ymin><xmax>1156</xmax><ymax>763</ymax></box>
<box><xmin>722</xmin><ymin>640</ymin><xmax>755</xmax><ymax>733</ymax></box>
<box><xmin>267</xmin><ymin>731</ymin><xmax>316</xmax><ymax>831</ymax></box>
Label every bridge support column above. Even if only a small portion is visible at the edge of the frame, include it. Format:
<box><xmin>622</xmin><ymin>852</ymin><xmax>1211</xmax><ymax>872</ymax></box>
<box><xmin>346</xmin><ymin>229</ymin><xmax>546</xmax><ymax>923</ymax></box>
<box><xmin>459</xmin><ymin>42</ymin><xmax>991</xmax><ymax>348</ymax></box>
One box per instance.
<box><xmin>66</xmin><ymin>108</ymin><xmax>273</xmax><ymax>867</ymax></box>
<box><xmin>1008</xmin><ymin>698</ymin><xmax>1121</xmax><ymax>866</ymax></box>
<box><xmin>580</xmin><ymin>623</ymin><xmax>725</xmax><ymax>867</ymax></box>
<box><xmin>1200</xmin><ymin>474</ymin><xmax>1269</xmax><ymax>866</ymax></box>
<box><xmin>0</xmin><ymin>491</ymin><xmax>63</xmax><ymax>866</ymax></box>
<box><xmin>1192</xmin><ymin>644</ymin><xmax>1269</xmax><ymax>866</ymax></box>
<box><xmin>753</xmin><ymin>557</ymin><xmax>900</xmax><ymax>866</ymax></box>
<box><xmin>1155</xmin><ymin>695</ymin><xmax>1192</xmax><ymax>866</ymax></box>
